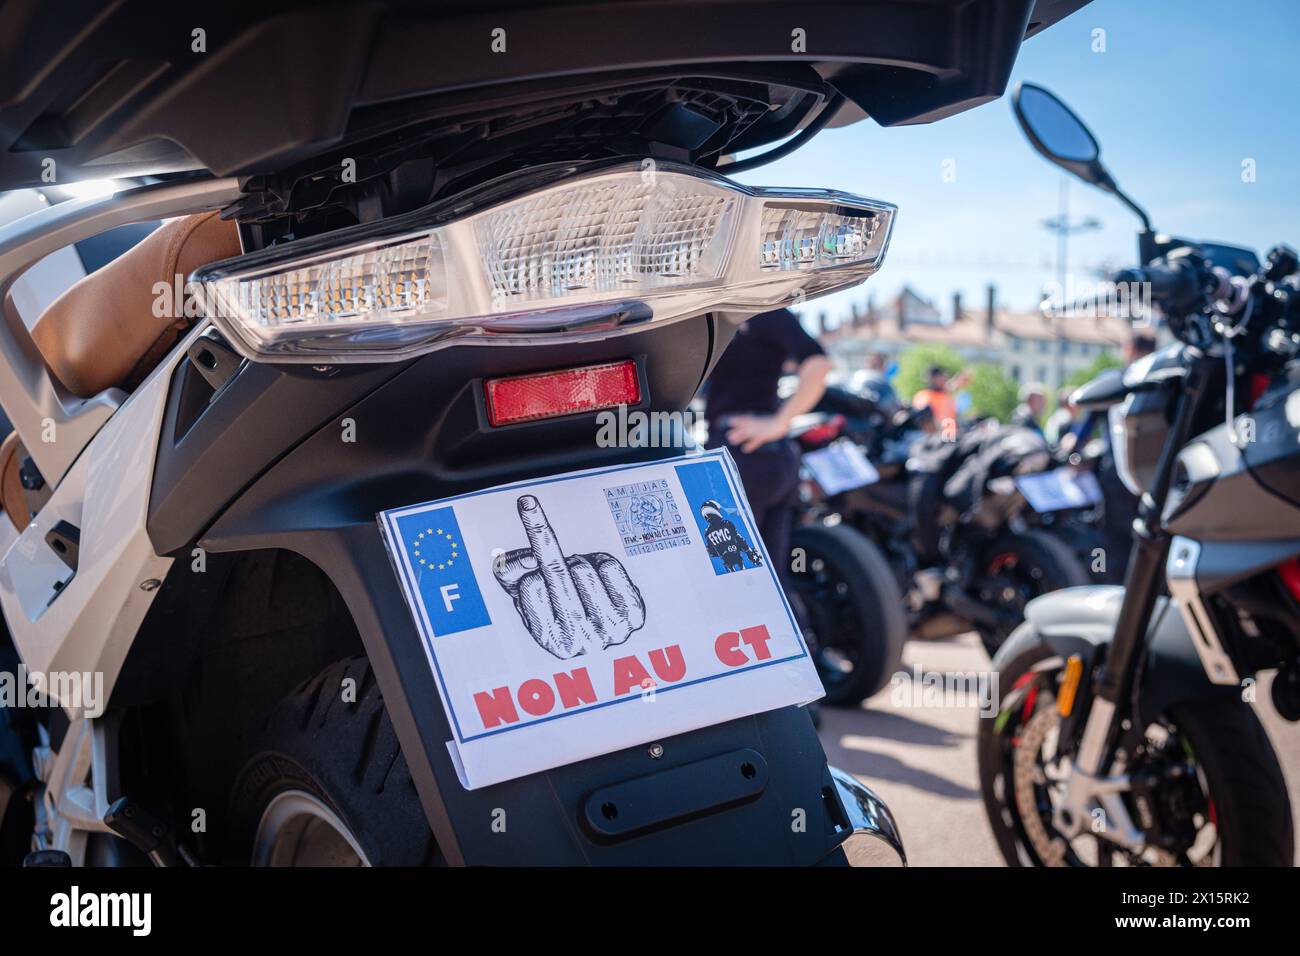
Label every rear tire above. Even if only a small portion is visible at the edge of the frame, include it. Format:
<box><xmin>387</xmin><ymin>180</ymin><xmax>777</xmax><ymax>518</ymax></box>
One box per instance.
<box><xmin>790</xmin><ymin>523</ymin><xmax>907</xmax><ymax>706</ymax></box>
<box><xmin>228</xmin><ymin>657</ymin><xmax>440</xmax><ymax>866</ymax></box>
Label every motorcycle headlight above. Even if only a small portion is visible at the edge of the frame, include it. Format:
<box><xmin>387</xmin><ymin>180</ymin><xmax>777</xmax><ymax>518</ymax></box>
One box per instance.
<box><xmin>195</xmin><ymin>162</ymin><xmax>895</xmax><ymax>362</ymax></box>
<box><xmin>1109</xmin><ymin>399</ymin><xmax>1143</xmax><ymax>496</ymax></box>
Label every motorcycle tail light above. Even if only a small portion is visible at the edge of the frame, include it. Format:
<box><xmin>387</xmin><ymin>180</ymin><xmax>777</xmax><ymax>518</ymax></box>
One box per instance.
<box><xmin>484</xmin><ymin>360</ymin><xmax>640</xmax><ymax>426</ymax></box>
<box><xmin>1278</xmin><ymin>558</ymin><xmax>1300</xmax><ymax>603</ymax></box>
<box><xmin>799</xmin><ymin>415</ymin><xmax>846</xmax><ymax>447</ymax></box>
<box><xmin>223</xmin><ymin>236</ymin><xmax>447</xmax><ymax>329</ymax></box>
<box><xmin>759</xmin><ymin>205</ymin><xmax>879</xmax><ymax>271</ymax></box>
<box><xmin>195</xmin><ymin>162</ymin><xmax>895</xmax><ymax>363</ymax></box>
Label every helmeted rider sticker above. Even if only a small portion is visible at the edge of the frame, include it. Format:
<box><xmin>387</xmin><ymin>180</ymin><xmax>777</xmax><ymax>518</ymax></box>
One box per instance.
<box><xmin>675</xmin><ymin>459</ymin><xmax>764</xmax><ymax>574</ymax></box>
<box><xmin>378</xmin><ymin>448</ymin><xmax>823</xmax><ymax>790</ymax></box>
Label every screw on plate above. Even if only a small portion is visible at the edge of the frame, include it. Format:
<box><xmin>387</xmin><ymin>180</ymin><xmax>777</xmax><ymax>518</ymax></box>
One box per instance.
<box><xmin>139</xmin><ymin>579</ymin><xmax>162</xmax><ymax>591</ymax></box>
<box><xmin>648</xmin><ymin>743</ymin><xmax>664</xmax><ymax>759</ymax></box>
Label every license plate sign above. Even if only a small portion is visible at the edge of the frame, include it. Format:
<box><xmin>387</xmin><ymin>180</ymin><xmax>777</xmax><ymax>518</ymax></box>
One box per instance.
<box><xmin>1015</xmin><ymin>468</ymin><xmax>1103</xmax><ymax>512</ymax></box>
<box><xmin>803</xmin><ymin>439</ymin><xmax>880</xmax><ymax>495</ymax></box>
<box><xmin>377</xmin><ymin>449</ymin><xmax>823</xmax><ymax>790</ymax></box>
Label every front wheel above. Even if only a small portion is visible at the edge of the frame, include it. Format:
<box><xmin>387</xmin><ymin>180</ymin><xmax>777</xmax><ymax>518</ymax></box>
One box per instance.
<box><xmin>976</xmin><ymin>530</ymin><xmax>1089</xmax><ymax>656</ymax></box>
<box><xmin>790</xmin><ymin>523</ymin><xmax>907</xmax><ymax>707</ymax></box>
<box><xmin>978</xmin><ymin>632</ymin><xmax>1293</xmax><ymax>867</ymax></box>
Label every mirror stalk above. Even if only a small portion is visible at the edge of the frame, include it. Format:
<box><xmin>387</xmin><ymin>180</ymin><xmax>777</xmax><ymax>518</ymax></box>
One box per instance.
<box><xmin>1096</xmin><ymin>173</ymin><xmax>1153</xmax><ymax>233</ymax></box>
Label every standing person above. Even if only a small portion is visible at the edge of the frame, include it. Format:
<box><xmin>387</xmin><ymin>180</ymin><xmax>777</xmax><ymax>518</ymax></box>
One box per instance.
<box><xmin>912</xmin><ymin>365</ymin><xmax>970</xmax><ymax>436</ymax></box>
<box><xmin>1061</xmin><ymin>333</ymin><xmax>1157</xmax><ymax>455</ymax></box>
<box><xmin>1045</xmin><ymin>386</ymin><xmax>1077</xmax><ymax>446</ymax></box>
<box><xmin>1011</xmin><ymin>382</ymin><xmax>1047</xmax><ymax>436</ymax></box>
<box><xmin>853</xmin><ymin>351</ymin><xmax>900</xmax><ymax>412</ymax></box>
<box><xmin>699</xmin><ymin>499</ymin><xmax>762</xmax><ymax>572</ymax></box>
<box><xmin>703</xmin><ymin>308</ymin><xmax>831</xmax><ymax>583</ymax></box>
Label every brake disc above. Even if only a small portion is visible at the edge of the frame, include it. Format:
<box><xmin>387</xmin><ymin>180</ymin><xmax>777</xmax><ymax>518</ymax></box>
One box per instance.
<box><xmin>1011</xmin><ymin>697</ymin><xmax>1069</xmax><ymax>866</ymax></box>
<box><xmin>1012</xmin><ymin>699</ymin><xmax>1190</xmax><ymax>867</ymax></box>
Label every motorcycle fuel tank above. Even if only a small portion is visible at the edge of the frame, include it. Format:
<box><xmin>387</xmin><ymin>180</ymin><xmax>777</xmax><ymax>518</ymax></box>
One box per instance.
<box><xmin>1163</xmin><ymin>386</ymin><xmax>1300</xmax><ymax>544</ymax></box>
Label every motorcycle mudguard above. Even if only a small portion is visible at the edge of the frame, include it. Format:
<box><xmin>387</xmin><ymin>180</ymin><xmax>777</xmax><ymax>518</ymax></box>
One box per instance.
<box><xmin>1000</xmin><ymin>585</ymin><xmax>1238</xmax><ymax>728</ymax></box>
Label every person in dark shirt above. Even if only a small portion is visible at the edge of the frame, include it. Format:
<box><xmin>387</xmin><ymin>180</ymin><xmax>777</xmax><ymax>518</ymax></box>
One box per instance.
<box><xmin>704</xmin><ymin>308</ymin><xmax>831</xmax><ymax>583</ymax></box>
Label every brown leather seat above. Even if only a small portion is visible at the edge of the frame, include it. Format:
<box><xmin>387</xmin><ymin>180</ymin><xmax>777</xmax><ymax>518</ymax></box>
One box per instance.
<box><xmin>0</xmin><ymin>431</ymin><xmax>30</xmax><ymax>531</ymax></box>
<box><xmin>31</xmin><ymin>211</ymin><xmax>241</xmax><ymax>398</ymax></box>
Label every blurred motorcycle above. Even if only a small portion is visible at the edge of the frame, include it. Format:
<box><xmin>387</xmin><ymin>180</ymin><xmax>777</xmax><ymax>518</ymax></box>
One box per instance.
<box><xmin>786</xmin><ymin>411</ymin><xmax>907</xmax><ymax>707</ymax></box>
<box><xmin>795</xmin><ymin>384</ymin><xmax>1088</xmax><ymax>655</ymax></box>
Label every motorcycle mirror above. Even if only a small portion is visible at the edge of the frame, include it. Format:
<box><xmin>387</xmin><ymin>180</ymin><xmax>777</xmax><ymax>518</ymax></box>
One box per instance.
<box><xmin>1012</xmin><ymin>83</ymin><xmax>1105</xmax><ymax>182</ymax></box>
<box><xmin>1012</xmin><ymin>82</ymin><xmax>1153</xmax><ymax>235</ymax></box>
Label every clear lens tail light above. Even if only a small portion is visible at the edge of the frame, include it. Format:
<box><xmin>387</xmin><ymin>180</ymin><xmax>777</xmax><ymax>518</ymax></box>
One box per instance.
<box><xmin>196</xmin><ymin>162</ymin><xmax>895</xmax><ymax>363</ymax></box>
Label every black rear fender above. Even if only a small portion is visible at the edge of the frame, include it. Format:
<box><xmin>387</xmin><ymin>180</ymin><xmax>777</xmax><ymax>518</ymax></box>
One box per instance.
<box><xmin>202</xmin><ymin>523</ymin><xmax>849</xmax><ymax>865</ymax></box>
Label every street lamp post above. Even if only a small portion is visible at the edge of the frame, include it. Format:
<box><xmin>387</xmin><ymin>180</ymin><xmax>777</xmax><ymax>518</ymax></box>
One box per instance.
<box><xmin>1041</xmin><ymin>177</ymin><xmax>1101</xmax><ymax>388</ymax></box>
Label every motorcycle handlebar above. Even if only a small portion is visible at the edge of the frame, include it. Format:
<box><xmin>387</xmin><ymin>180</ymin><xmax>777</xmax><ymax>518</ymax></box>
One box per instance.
<box><xmin>1111</xmin><ymin>261</ymin><xmax>1203</xmax><ymax>308</ymax></box>
<box><xmin>1042</xmin><ymin>260</ymin><xmax>1201</xmax><ymax>321</ymax></box>
<box><xmin>1044</xmin><ymin>253</ymin><xmax>1249</xmax><ymax>325</ymax></box>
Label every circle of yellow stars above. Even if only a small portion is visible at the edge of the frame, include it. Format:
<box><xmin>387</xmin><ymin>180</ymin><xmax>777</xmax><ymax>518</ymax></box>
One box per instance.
<box><xmin>412</xmin><ymin>527</ymin><xmax>459</xmax><ymax>571</ymax></box>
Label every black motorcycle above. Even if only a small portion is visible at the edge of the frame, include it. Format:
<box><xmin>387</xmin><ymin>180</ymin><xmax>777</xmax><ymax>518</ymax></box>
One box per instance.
<box><xmin>797</xmin><ymin>384</ymin><xmax>1088</xmax><ymax>655</ymax></box>
<box><xmin>1022</xmin><ymin>436</ymin><xmax>1131</xmax><ymax>585</ymax></box>
<box><xmin>786</xmin><ymin>412</ymin><xmax>907</xmax><ymax>707</ymax></box>
<box><xmin>980</xmin><ymin>82</ymin><xmax>1297</xmax><ymax>866</ymax></box>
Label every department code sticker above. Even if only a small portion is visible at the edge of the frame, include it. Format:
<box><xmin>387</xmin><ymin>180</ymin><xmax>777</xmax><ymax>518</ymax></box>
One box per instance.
<box><xmin>604</xmin><ymin>478</ymin><xmax>691</xmax><ymax>556</ymax></box>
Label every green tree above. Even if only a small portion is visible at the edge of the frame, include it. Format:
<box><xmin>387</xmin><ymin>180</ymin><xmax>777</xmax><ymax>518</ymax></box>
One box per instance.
<box><xmin>966</xmin><ymin>364</ymin><xmax>1020</xmax><ymax>423</ymax></box>
<box><xmin>894</xmin><ymin>344</ymin><xmax>963</xmax><ymax>403</ymax></box>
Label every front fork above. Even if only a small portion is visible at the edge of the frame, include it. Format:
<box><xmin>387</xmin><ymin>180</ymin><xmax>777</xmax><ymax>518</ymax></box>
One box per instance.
<box><xmin>1074</xmin><ymin>525</ymin><xmax>1172</xmax><ymax>776</ymax></box>
<box><xmin>1060</xmin><ymin>356</ymin><xmax>1215</xmax><ymax>843</ymax></box>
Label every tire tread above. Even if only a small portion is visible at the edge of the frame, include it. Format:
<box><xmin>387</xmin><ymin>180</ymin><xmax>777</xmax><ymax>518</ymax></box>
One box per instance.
<box><xmin>229</xmin><ymin>656</ymin><xmax>439</xmax><ymax>866</ymax></box>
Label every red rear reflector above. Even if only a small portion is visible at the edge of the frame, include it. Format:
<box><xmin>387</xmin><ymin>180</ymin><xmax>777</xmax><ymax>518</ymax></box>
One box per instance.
<box><xmin>1278</xmin><ymin>559</ymin><xmax>1300</xmax><ymax>603</ymax></box>
<box><xmin>484</xmin><ymin>361</ymin><xmax>641</xmax><ymax>426</ymax></box>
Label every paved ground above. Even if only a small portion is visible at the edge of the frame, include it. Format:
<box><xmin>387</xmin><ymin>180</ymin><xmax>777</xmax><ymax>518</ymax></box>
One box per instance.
<box><xmin>819</xmin><ymin>632</ymin><xmax>1300</xmax><ymax>866</ymax></box>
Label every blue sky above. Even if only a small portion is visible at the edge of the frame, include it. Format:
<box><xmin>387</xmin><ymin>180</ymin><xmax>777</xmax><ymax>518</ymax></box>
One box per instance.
<box><xmin>733</xmin><ymin>0</ymin><xmax>1300</xmax><ymax>327</ymax></box>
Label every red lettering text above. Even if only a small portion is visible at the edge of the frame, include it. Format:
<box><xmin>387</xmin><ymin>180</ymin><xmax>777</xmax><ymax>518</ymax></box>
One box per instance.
<box><xmin>517</xmin><ymin>678</ymin><xmax>556</xmax><ymax>717</ymax></box>
<box><xmin>474</xmin><ymin>686</ymin><xmax>519</xmax><ymax>729</ymax></box>
<box><xmin>740</xmin><ymin>625</ymin><xmax>773</xmax><ymax>660</ymax></box>
<box><xmin>649</xmin><ymin>645</ymin><xmax>686</xmax><ymax>682</ymax></box>
<box><xmin>554</xmin><ymin>667</ymin><xmax>596</xmax><ymax>709</ymax></box>
<box><xmin>613</xmin><ymin>655</ymin><xmax>654</xmax><ymax>696</ymax></box>
<box><xmin>715</xmin><ymin>631</ymin><xmax>746</xmax><ymax>667</ymax></box>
